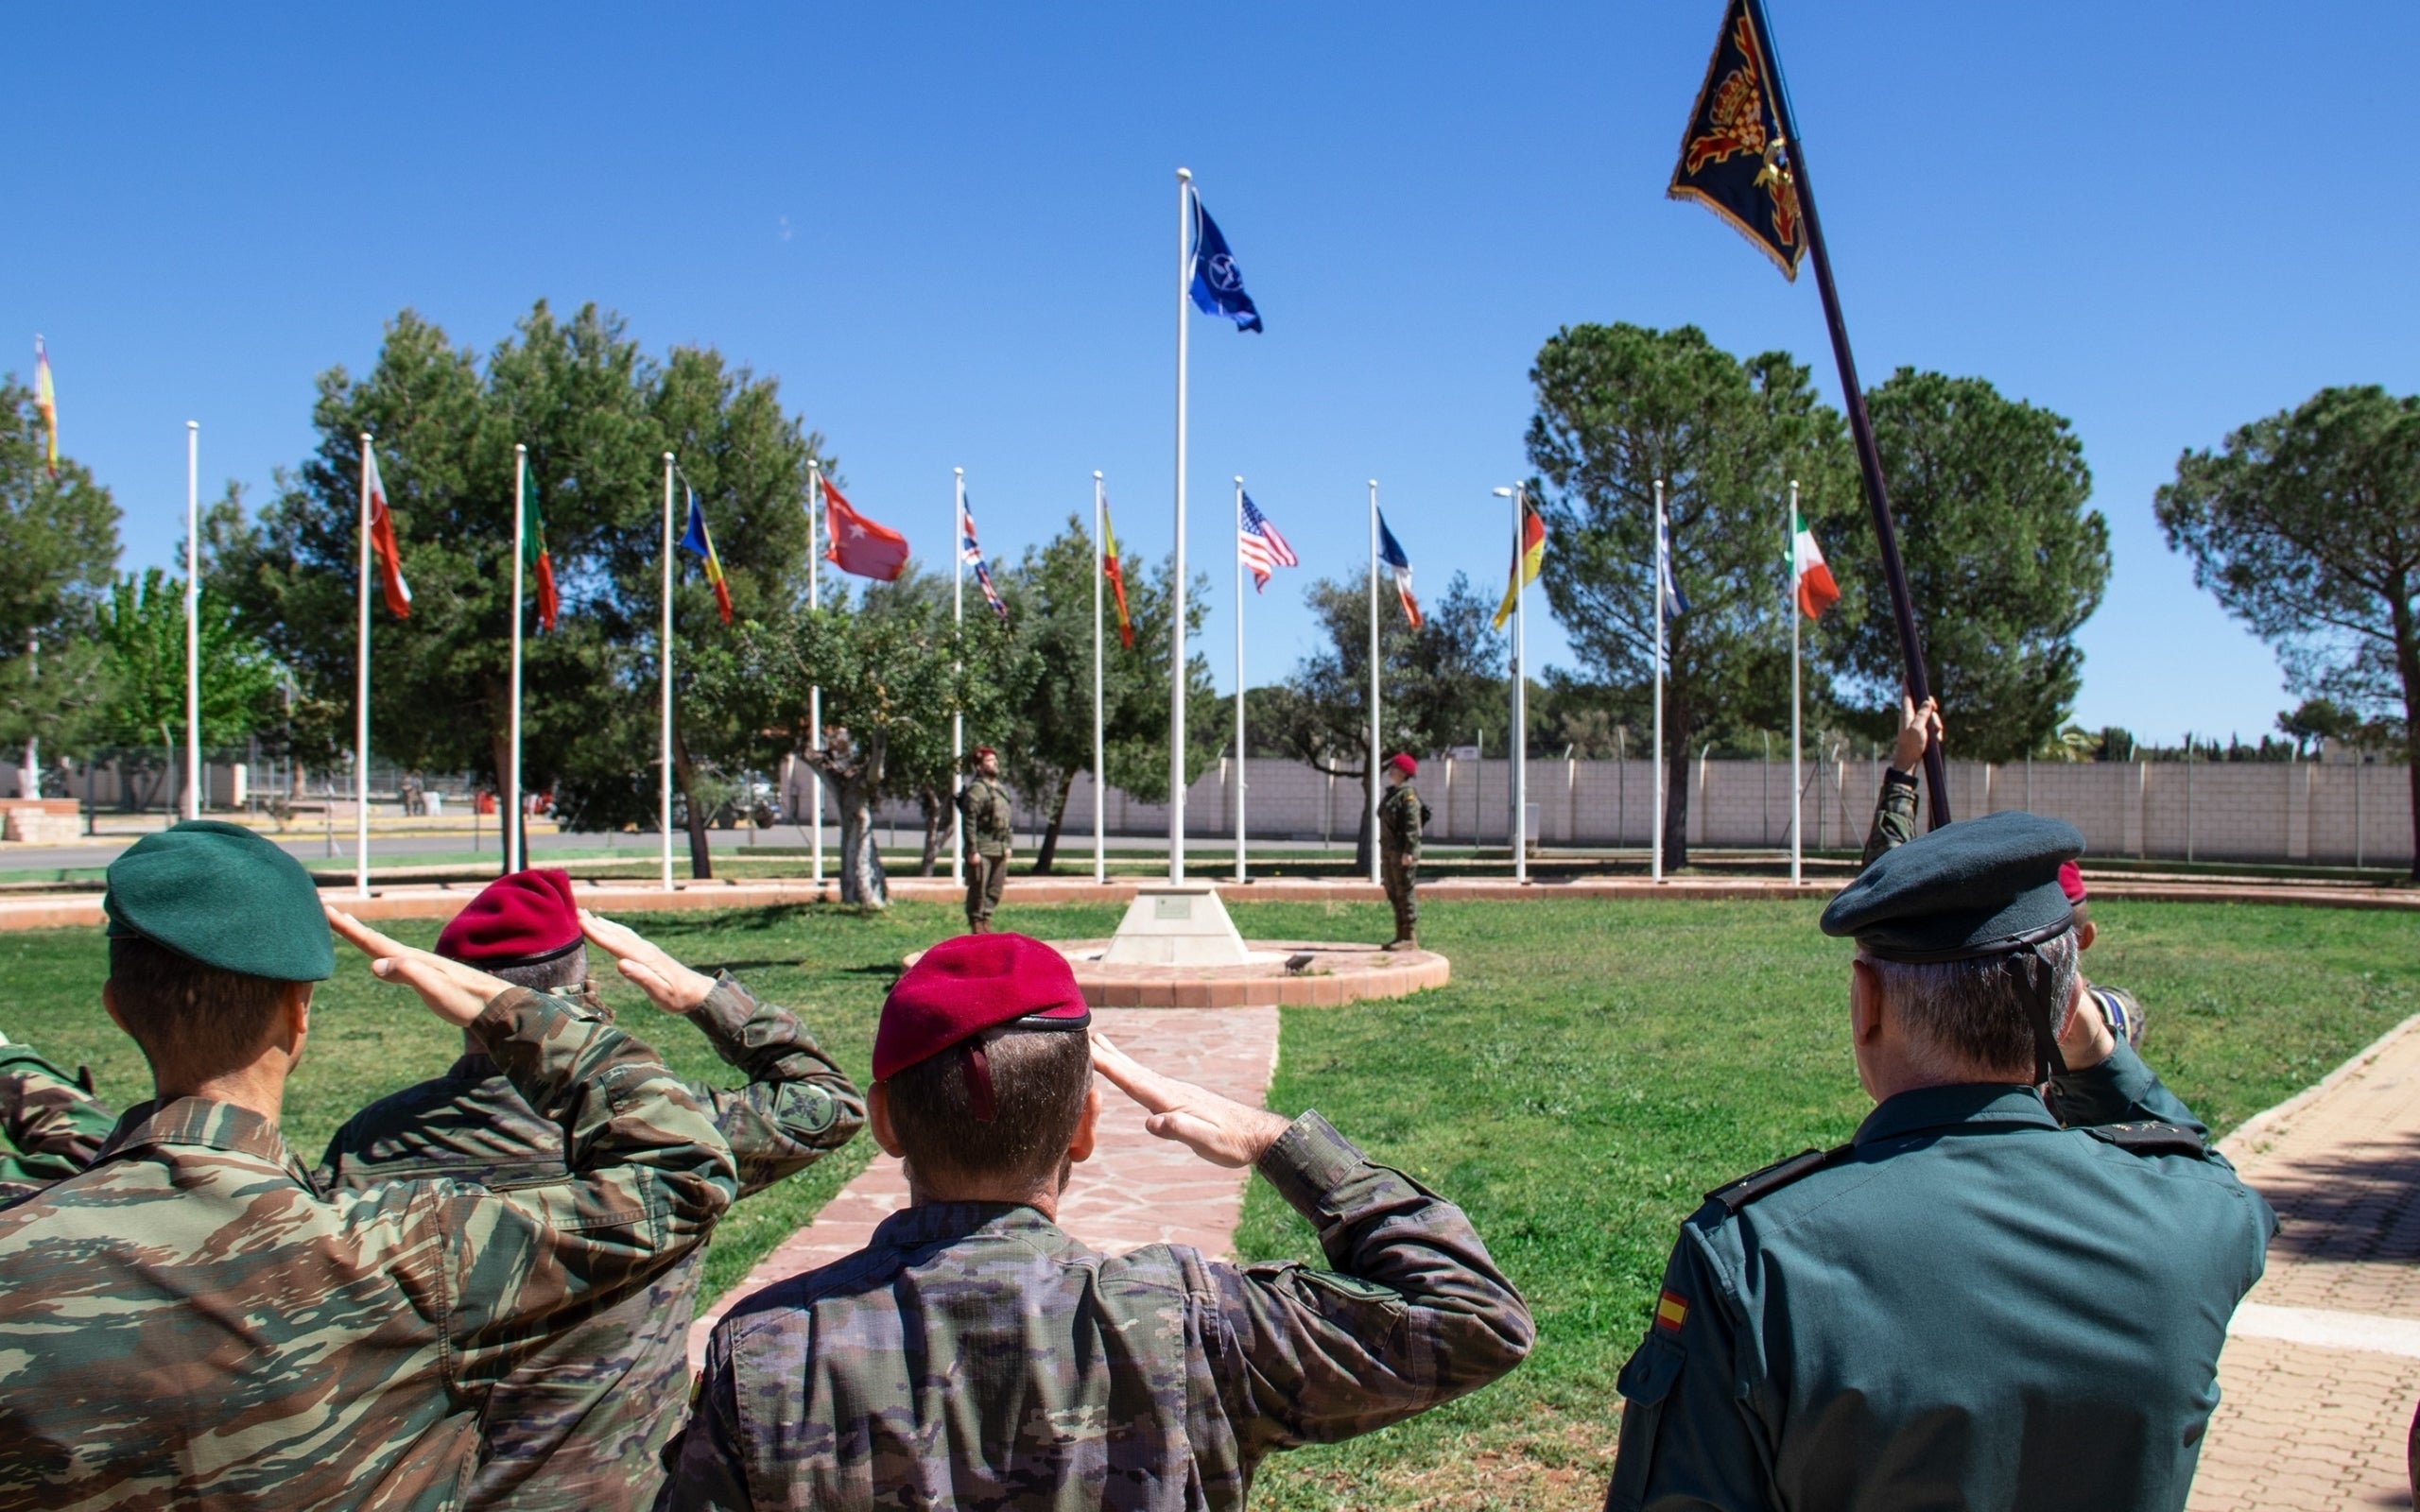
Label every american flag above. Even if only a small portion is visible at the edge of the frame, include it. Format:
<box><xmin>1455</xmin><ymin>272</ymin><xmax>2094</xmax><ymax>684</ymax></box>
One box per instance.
<box><xmin>1236</xmin><ymin>491</ymin><xmax>1298</xmax><ymax>592</ymax></box>
<box><xmin>961</xmin><ymin>496</ymin><xmax>1008</xmax><ymax>620</ymax></box>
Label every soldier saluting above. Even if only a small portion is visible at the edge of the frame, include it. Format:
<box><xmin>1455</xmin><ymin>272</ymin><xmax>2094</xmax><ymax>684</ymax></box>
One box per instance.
<box><xmin>1377</xmin><ymin>753</ymin><xmax>1430</xmax><ymax>951</ymax></box>
<box><xmin>956</xmin><ymin>745</ymin><xmax>1014</xmax><ymax>934</ymax></box>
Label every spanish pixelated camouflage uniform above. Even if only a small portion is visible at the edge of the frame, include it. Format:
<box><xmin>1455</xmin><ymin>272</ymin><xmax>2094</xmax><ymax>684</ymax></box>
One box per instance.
<box><xmin>661</xmin><ymin>1109</ymin><xmax>1534</xmax><ymax>1510</ymax></box>
<box><xmin>959</xmin><ymin>776</ymin><xmax>1015</xmax><ymax>926</ymax></box>
<box><xmin>0</xmin><ymin>1042</ymin><xmax>118</xmax><ymax>1205</ymax></box>
<box><xmin>0</xmin><ymin>988</ymin><xmax>737</xmax><ymax>1511</ymax></box>
<box><xmin>1378</xmin><ymin>782</ymin><xmax>1430</xmax><ymax>941</ymax></box>
<box><xmin>314</xmin><ymin>973</ymin><xmax>863</xmax><ymax>1512</ymax></box>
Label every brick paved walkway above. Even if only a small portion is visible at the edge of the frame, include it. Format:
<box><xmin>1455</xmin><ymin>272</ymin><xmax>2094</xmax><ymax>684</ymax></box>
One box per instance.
<box><xmin>689</xmin><ymin>1005</ymin><xmax>1281</xmax><ymax>1369</ymax></box>
<box><xmin>2192</xmin><ymin>1012</ymin><xmax>2420</xmax><ymax>1511</ymax></box>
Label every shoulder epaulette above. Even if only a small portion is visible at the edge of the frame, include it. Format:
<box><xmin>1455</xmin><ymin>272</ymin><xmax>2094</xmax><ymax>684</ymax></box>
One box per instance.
<box><xmin>1704</xmin><ymin>1143</ymin><xmax>1851</xmax><ymax>1213</ymax></box>
<box><xmin>2082</xmin><ymin>1121</ymin><xmax>2208</xmax><ymax>1158</ymax></box>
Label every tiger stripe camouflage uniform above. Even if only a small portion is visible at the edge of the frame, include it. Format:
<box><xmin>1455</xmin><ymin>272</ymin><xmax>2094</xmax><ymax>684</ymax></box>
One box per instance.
<box><xmin>315</xmin><ymin>973</ymin><xmax>863</xmax><ymax>1512</ymax></box>
<box><xmin>663</xmin><ymin>1110</ymin><xmax>1534</xmax><ymax>1510</ymax></box>
<box><xmin>0</xmin><ymin>988</ymin><xmax>737</xmax><ymax>1510</ymax></box>
<box><xmin>0</xmin><ymin>1042</ymin><xmax>117</xmax><ymax>1204</ymax></box>
<box><xmin>1379</xmin><ymin>780</ymin><xmax>1428</xmax><ymax>943</ymax></box>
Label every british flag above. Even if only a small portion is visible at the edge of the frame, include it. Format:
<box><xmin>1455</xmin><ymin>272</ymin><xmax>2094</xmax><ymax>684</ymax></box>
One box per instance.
<box><xmin>1236</xmin><ymin>492</ymin><xmax>1298</xmax><ymax>593</ymax></box>
<box><xmin>961</xmin><ymin>497</ymin><xmax>1008</xmax><ymax>620</ymax></box>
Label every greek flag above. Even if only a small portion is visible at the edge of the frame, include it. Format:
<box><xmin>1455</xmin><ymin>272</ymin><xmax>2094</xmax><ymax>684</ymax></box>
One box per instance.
<box><xmin>1237</xmin><ymin>492</ymin><xmax>1297</xmax><ymax>592</ymax></box>
<box><xmin>1658</xmin><ymin>511</ymin><xmax>1689</xmax><ymax>622</ymax></box>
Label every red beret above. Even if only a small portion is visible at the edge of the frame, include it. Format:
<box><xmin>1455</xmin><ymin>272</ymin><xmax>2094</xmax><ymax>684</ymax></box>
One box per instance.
<box><xmin>1389</xmin><ymin>753</ymin><xmax>1417</xmax><ymax>777</ymax></box>
<box><xmin>973</xmin><ymin>746</ymin><xmax>997</xmax><ymax>761</ymax></box>
<box><xmin>437</xmin><ymin>869</ymin><xmax>583</xmax><ymax>966</ymax></box>
<box><xmin>873</xmin><ymin>933</ymin><xmax>1088</xmax><ymax>1081</ymax></box>
<box><xmin>2058</xmin><ymin>860</ymin><xmax>2088</xmax><ymax>904</ymax></box>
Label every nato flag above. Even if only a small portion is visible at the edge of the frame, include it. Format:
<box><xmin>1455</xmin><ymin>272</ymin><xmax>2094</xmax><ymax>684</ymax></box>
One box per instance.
<box><xmin>1188</xmin><ymin>193</ymin><xmax>1263</xmax><ymax>333</ymax></box>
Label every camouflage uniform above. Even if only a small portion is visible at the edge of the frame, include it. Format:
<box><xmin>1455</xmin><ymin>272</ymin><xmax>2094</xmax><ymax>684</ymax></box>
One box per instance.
<box><xmin>1378</xmin><ymin>781</ymin><xmax>1429</xmax><ymax>943</ymax></box>
<box><xmin>0</xmin><ymin>1042</ymin><xmax>118</xmax><ymax>1204</ymax></box>
<box><xmin>0</xmin><ymin>988</ymin><xmax>737</xmax><ymax>1511</ymax></box>
<box><xmin>957</xmin><ymin>774</ymin><xmax>1015</xmax><ymax>929</ymax></box>
<box><xmin>316</xmin><ymin>974</ymin><xmax>863</xmax><ymax>1512</ymax></box>
<box><xmin>662</xmin><ymin>1110</ymin><xmax>1534</xmax><ymax>1510</ymax></box>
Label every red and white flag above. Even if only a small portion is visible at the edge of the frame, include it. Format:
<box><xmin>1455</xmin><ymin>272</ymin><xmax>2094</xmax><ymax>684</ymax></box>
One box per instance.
<box><xmin>1790</xmin><ymin>505</ymin><xmax>1838</xmax><ymax>620</ymax></box>
<box><xmin>365</xmin><ymin>446</ymin><xmax>412</xmax><ymax>619</ymax></box>
<box><xmin>822</xmin><ymin>480</ymin><xmax>911</xmax><ymax>582</ymax></box>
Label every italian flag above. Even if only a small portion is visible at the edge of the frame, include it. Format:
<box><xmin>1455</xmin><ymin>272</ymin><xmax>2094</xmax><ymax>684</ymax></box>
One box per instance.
<box><xmin>366</xmin><ymin>445</ymin><xmax>413</xmax><ymax>619</ymax></box>
<box><xmin>1791</xmin><ymin>507</ymin><xmax>1839</xmax><ymax>620</ymax></box>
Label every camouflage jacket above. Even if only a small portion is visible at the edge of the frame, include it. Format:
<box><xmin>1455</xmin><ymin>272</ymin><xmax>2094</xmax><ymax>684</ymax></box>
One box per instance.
<box><xmin>315</xmin><ymin>974</ymin><xmax>863</xmax><ymax>1512</ymax></box>
<box><xmin>0</xmin><ymin>1042</ymin><xmax>118</xmax><ymax>1204</ymax></box>
<box><xmin>958</xmin><ymin>777</ymin><xmax>1014</xmax><ymax>856</ymax></box>
<box><xmin>1378</xmin><ymin>782</ymin><xmax>1429</xmax><ymax>863</ymax></box>
<box><xmin>0</xmin><ymin>988</ymin><xmax>737</xmax><ymax>1512</ymax></box>
<box><xmin>661</xmin><ymin>1110</ymin><xmax>1534</xmax><ymax>1511</ymax></box>
<box><xmin>1859</xmin><ymin>767</ymin><xmax>1921</xmax><ymax>868</ymax></box>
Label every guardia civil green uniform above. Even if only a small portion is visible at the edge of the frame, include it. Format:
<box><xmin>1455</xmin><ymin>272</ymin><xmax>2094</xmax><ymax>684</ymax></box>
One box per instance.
<box><xmin>1605</xmin><ymin>812</ymin><xmax>2276</xmax><ymax>1512</ymax></box>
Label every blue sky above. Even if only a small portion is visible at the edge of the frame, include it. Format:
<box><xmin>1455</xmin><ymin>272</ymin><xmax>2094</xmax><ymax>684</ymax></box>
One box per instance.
<box><xmin>8</xmin><ymin>2</ymin><xmax>2413</xmax><ymax>747</ymax></box>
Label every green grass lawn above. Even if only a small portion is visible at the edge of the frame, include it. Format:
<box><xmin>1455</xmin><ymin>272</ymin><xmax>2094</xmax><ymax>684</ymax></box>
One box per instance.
<box><xmin>3</xmin><ymin>895</ymin><xmax>2413</xmax><ymax>1509</ymax></box>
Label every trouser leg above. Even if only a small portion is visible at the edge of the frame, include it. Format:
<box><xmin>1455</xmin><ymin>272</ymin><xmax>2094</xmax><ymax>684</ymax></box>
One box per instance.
<box><xmin>1383</xmin><ymin>859</ymin><xmax>1417</xmax><ymax>942</ymax></box>
<box><xmin>967</xmin><ymin>853</ymin><xmax>1007</xmax><ymax>930</ymax></box>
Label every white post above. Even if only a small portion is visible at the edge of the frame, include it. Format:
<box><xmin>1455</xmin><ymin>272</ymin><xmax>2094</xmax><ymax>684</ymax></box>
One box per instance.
<box><xmin>1652</xmin><ymin>476</ymin><xmax>1667</xmax><ymax>885</ymax></box>
<box><xmin>808</xmin><ymin>459</ymin><xmax>824</xmax><ymax>889</ymax></box>
<box><xmin>951</xmin><ymin>467</ymin><xmax>965</xmax><ymax>886</ymax></box>
<box><xmin>1512</xmin><ymin>484</ymin><xmax>1528</xmax><ymax>884</ymax></box>
<box><xmin>1093</xmin><ymin>471</ymin><xmax>1106</xmax><ymax>885</ymax></box>
<box><xmin>1170</xmin><ymin>166</ymin><xmax>1193</xmax><ymax>885</ymax></box>
<box><xmin>660</xmin><ymin>452</ymin><xmax>675</xmax><ymax>891</ymax></box>
<box><xmin>1367</xmin><ymin>479</ymin><xmax>1381</xmax><ymax>885</ymax></box>
<box><xmin>1789</xmin><ymin>480</ymin><xmax>1802</xmax><ymax>885</ymax></box>
<box><xmin>355</xmin><ymin>434</ymin><xmax>372</xmax><ymax>897</ymax></box>
<box><xmin>509</xmin><ymin>444</ymin><xmax>527</xmax><ymax>872</ymax></box>
<box><xmin>184</xmin><ymin>421</ymin><xmax>200</xmax><ymax>821</ymax></box>
<box><xmin>1234</xmin><ymin>474</ymin><xmax>1247</xmax><ymax>885</ymax></box>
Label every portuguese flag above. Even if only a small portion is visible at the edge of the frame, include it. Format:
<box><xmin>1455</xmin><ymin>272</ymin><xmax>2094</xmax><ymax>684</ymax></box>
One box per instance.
<box><xmin>521</xmin><ymin>458</ymin><xmax>559</xmax><ymax>632</ymax></box>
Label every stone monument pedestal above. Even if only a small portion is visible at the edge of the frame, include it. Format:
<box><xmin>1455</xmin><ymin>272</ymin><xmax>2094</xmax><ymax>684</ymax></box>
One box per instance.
<box><xmin>1098</xmin><ymin>883</ymin><xmax>1252</xmax><ymax>967</ymax></box>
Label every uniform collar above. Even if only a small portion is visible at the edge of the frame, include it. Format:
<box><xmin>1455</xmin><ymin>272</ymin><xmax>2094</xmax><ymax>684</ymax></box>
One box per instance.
<box><xmin>871</xmin><ymin>1200</ymin><xmax>1077</xmax><ymax>1254</ymax></box>
<box><xmin>94</xmin><ymin>1094</ymin><xmax>297</xmax><ymax>1168</ymax></box>
<box><xmin>1853</xmin><ymin>1082</ymin><xmax>2058</xmax><ymax>1148</ymax></box>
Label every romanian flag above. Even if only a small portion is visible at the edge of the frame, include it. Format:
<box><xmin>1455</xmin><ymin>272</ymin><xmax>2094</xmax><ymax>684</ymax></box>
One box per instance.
<box><xmin>365</xmin><ymin>444</ymin><xmax>412</xmax><ymax>619</ymax></box>
<box><xmin>679</xmin><ymin>488</ymin><xmax>733</xmax><ymax>625</ymax></box>
<box><xmin>1791</xmin><ymin>505</ymin><xmax>1839</xmax><ymax>620</ymax></box>
<box><xmin>1492</xmin><ymin>496</ymin><xmax>1546</xmax><ymax>630</ymax></box>
<box><xmin>520</xmin><ymin>454</ymin><xmax>559</xmax><ymax>632</ymax></box>
<box><xmin>1101</xmin><ymin>496</ymin><xmax>1134</xmax><ymax>649</ymax></box>
<box><xmin>32</xmin><ymin>337</ymin><xmax>57</xmax><ymax>478</ymax></box>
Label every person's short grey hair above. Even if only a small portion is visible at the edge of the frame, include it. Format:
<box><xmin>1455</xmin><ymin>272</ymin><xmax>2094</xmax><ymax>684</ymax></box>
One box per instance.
<box><xmin>1860</xmin><ymin>928</ymin><xmax>2079</xmax><ymax>1080</ymax></box>
<box><xmin>482</xmin><ymin>945</ymin><xmax>589</xmax><ymax>995</ymax></box>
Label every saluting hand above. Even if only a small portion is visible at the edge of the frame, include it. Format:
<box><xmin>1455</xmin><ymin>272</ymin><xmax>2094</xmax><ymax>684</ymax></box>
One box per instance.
<box><xmin>1090</xmin><ymin>1030</ymin><xmax>1294</xmax><ymax>1168</ymax></box>
<box><xmin>2057</xmin><ymin>975</ymin><xmax>2117</xmax><ymax>1074</ymax></box>
<box><xmin>326</xmin><ymin>906</ymin><xmax>512</xmax><ymax>1028</ymax></box>
<box><xmin>579</xmin><ymin>909</ymin><xmax>717</xmax><ymax>1013</ymax></box>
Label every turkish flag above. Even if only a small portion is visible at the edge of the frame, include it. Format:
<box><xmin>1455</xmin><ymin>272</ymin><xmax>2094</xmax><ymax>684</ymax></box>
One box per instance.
<box><xmin>822</xmin><ymin>482</ymin><xmax>910</xmax><ymax>582</ymax></box>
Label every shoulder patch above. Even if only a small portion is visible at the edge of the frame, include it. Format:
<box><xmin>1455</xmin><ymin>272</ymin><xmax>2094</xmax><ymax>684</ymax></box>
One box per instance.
<box><xmin>2083</xmin><ymin>1121</ymin><xmax>2207</xmax><ymax>1158</ymax></box>
<box><xmin>1703</xmin><ymin>1143</ymin><xmax>1848</xmax><ymax>1213</ymax></box>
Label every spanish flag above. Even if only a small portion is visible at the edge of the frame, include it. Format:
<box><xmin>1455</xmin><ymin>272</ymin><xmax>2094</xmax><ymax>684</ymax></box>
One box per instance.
<box><xmin>32</xmin><ymin>337</ymin><xmax>57</xmax><ymax>478</ymax></box>
<box><xmin>1101</xmin><ymin>497</ymin><xmax>1134</xmax><ymax>650</ymax></box>
<box><xmin>1492</xmin><ymin>496</ymin><xmax>1546</xmax><ymax>631</ymax></box>
<box><xmin>679</xmin><ymin>488</ymin><xmax>733</xmax><ymax>626</ymax></box>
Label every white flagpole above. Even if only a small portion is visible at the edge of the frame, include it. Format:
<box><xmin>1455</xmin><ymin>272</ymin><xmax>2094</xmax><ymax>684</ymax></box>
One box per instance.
<box><xmin>510</xmin><ymin>444</ymin><xmax>527</xmax><ymax>873</ymax></box>
<box><xmin>1170</xmin><ymin>166</ymin><xmax>1193</xmax><ymax>885</ymax></box>
<box><xmin>1367</xmin><ymin>479</ymin><xmax>1381</xmax><ymax>885</ymax></box>
<box><xmin>1093</xmin><ymin>470</ymin><xmax>1106</xmax><ymax>885</ymax></box>
<box><xmin>1789</xmin><ymin>480</ymin><xmax>1803</xmax><ymax>886</ymax></box>
<box><xmin>1512</xmin><ymin>483</ymin><xmax>1528</xmax><ymax>885</ymax></box>
<box><xmin>1233</xmin><ymin>475</ymin><xmax>1247</xmax><ymax>885</ymax></box>
<box><xmin>183</xmin><ymin>421</ymin><xmax>200</xmax><ymax>821</ymax></box>
<box><xmin>808</xmin><ymin>460</ymin><xmax>824</xmax><ymax>890</ymax></box>
<box><xmin>951</xmin><ymin>468</ymin><xmax>965</xmax><ymax>886</ymax></box>
<box><xmin>355</xmin><ymin>433</ymin><xmax>372</xmax><ymax>897</ymax></box>
<box><xmin>1652</xmin><ymin>475</ymin><xmax>1667</xmax><ymax>885</ymax></box>
<box><xmin>660</xmin><ymin>452</ymin><xmax>675</xmax><ymax>891</ymax></box>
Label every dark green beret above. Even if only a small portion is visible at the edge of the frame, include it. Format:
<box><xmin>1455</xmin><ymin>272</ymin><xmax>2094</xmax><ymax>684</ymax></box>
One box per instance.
<box><xmin>104</xmin><ymin>820</ymin><xmax>334</xmax><ymax>982</ymax></box>
<box><xmin>1820</xmin><ymin>810</ymin><xmax>2083</xmax><ymax>961</ymax></box>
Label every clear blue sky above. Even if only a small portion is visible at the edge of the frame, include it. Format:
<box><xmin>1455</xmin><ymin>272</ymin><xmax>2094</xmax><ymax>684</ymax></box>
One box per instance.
<box><xmin>9</xmin><ymin>2</ymin><xmax>2413</xmax><ymax>747</ymax></box>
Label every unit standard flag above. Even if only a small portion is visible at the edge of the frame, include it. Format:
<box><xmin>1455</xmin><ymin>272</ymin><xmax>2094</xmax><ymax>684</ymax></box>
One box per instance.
<box><xmin>1376</xmin><ymin>508</ymin><xmax>1422</xmax><ymax>629</ymax></box>
<box><xmin>1101</xmin><ymin>497</ymin><xmax>1134</xmax><ymax>649</ymax></box>
<box><xmin>365</xmin><ymin>445</ymin><xmax>412</xmax><ymax>619</ymax></box>
<box><xmin>521</xmin><ymin>457</ymin><xmax>559</xmax><ymax>632</ymax></box>
<box><xmin>1188</xmin><ymin>194</ymin><xmax>1263</xmax><ymax>333</ymax></box>
<box><xmin>822</xmin><ymin>481</ymin><xmax>910</xmax><ymax>582</ymax></box>
<box><xmin>32</xmin><ymin>337</ymin><xmax>57</xmax><ymax>478</ymax></box>
<box><xmin>1791</xmin><ymin>505</ymin><xmax>1839</xmax><ymax>620</ymax></box>
<box><xmin>961</xmin><ymin>497</ymin><xmax>1008</xmax><ymax>621</ymax></box>
<box><xmin>679</xmin><ymin>489</ymin><xmax>733</xmax><ymax>625</ymax></box>
<box><xmin>1492</xmin><ymin>496</ymin><xmax>1547</xmax><ymax>630</ymax></box>
<box><xmin>1669</xmin><ymin>0</ymin><xmax>1806</xmax><ymax>281</ymax></box>
<box><xmin>1237</xmin><ymin>492</ymin><xmax>1297</xmax><ymax>593</ymax></box>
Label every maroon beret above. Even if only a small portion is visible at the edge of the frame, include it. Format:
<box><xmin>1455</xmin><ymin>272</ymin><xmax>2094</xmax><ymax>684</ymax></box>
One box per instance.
<box><xmin>2058</xmin><ymin>860</ymin><xmax>2088</xmax><ymax>904</ymax></box>
<box><xmin>436</xmin><ymin>868</ymin><xmax>583</xmax><ymax>966</ymax></box>
<box><xmin>873</xmin><ymin>933</ymin><xmax>1089</xmax><ymax>1081</ymax></box>
<box><xmin>1389</xmin><ymin>753</ymin><xmax>1418</xmax><ymax>777</ymax></box>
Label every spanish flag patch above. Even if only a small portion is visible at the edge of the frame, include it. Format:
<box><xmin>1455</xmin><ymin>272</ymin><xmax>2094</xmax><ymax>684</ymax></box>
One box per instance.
<box><xmin>1654</xmin><ymin>1289</ymin><xmax>1689</xmax><ymax>1333</ymax></box>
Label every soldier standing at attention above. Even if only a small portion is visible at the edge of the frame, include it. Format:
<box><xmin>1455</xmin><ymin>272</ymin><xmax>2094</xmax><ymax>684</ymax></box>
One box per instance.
<box><xmin>316</xmin><ymin>868</ymin><xmax>864</xmax><ymax>1511</ymax></box>
<box><xmin>663</xmin><ymin>931</ymin><xmax>1534</xmax><ymax>1510</ymax></box>
<box><xmin>957</xmin><ymin>745</ymin><xmax>1014</xmax><ymax>934</ymax></box>
<box><xmin>0</xmin><ymin>1032</ymin><xmax>117</xmax><ymax>1204</ymax></box>
<box><xmin>1602</xmin><ymin>812</ymin><xmax>2274</xmax><ymax>1512</ymax></box>
<box><xmin>1377</xmin><ymin>752</ymin><xmax>1429</xmax><ymax>951</ymax></box>
<box><xmin>0</xmin><ymin>821</ymin><xmax>737</xmax><ymax>1509</ymax></box>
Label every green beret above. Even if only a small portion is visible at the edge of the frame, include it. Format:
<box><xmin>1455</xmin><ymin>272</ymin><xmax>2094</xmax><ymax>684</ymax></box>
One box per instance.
<box><xmin>104</xmin><ymin>820</ymin><xmax>334</xmax><ymax>982</ymax></box>
<box><xmin>1820</xmin><ymin>810</ymin><xmax>2083</xmax><ymax>961</ymax></box>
